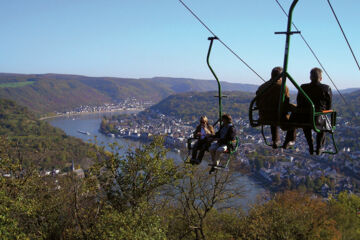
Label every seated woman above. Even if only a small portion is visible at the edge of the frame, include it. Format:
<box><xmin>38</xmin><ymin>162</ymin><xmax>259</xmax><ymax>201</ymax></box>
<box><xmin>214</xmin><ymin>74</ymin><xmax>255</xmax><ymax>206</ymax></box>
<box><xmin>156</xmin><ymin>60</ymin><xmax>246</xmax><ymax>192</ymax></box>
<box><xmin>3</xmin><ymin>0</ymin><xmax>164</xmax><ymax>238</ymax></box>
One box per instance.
<box><xmin>191</xmin><ymin>116</ymin><xmax>214</xmax><ymax>164</ymax></box>
<box><xmin>208</xmin><ymin>114</ymin><xmax>236</xmax><ymax>173</ymax></box>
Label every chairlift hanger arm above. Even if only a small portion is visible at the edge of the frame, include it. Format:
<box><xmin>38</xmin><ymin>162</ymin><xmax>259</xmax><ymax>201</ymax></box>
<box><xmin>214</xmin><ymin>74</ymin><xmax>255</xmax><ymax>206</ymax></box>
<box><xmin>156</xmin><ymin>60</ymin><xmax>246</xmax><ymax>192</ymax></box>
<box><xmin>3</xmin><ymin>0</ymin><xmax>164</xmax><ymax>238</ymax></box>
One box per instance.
<box><xmin>206</xmin><ymin>36</ymin><xmax>223</xmax><ymax>127</ymax></box>
<box><xmin>277</xmin><ymin>0</ymin><xmax>299</xmax><ymax>123</ymax></box>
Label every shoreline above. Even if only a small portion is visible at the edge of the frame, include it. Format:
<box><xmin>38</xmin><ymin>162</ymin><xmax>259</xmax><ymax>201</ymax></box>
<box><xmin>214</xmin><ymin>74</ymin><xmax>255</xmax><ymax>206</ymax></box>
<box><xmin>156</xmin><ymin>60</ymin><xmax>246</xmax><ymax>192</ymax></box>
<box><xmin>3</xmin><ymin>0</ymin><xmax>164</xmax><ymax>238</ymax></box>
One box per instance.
<box><xmin>39</xmin><ymin>109</ymin><xmax>142</xmax><ymax>120</ymax></box>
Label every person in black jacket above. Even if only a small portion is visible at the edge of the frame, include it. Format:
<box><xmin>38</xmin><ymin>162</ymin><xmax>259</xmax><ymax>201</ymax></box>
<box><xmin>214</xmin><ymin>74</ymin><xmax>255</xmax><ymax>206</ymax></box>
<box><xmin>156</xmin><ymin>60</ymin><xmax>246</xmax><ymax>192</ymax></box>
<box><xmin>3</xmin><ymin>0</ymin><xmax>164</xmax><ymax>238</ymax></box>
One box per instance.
<box><xmin>256</xmin><ymin>66</ymin><xmax>294</xmax><ymax>149</ymax></box>
<box><xmin>208</xmin><ymin>114</ymin><xmax>236</xmax><ymax>172</ymax></box>
<box><xmin>283</xmin><ymin>67</ymin><xmax>332</xmax><ymax>155</ymax></box>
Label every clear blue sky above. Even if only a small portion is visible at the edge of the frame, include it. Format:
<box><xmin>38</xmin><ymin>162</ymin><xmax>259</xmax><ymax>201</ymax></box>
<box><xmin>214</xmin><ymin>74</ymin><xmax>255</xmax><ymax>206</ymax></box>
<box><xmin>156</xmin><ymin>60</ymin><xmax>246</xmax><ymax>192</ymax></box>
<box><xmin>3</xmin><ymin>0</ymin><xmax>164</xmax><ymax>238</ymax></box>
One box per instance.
<box><xmin>0</xmin><ymin>0</ymin><xmax>359</xmax><ymax>89</ymax></box>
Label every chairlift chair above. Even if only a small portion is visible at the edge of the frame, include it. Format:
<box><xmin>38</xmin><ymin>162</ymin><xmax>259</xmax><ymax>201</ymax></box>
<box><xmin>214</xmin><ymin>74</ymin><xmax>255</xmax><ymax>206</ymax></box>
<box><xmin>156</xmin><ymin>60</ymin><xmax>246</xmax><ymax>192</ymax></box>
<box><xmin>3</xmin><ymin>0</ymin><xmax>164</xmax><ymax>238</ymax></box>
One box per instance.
<box><xmin>248</xmin><ymin>0</ymin><xmax>338</xmax><ymax>155</ymax></box>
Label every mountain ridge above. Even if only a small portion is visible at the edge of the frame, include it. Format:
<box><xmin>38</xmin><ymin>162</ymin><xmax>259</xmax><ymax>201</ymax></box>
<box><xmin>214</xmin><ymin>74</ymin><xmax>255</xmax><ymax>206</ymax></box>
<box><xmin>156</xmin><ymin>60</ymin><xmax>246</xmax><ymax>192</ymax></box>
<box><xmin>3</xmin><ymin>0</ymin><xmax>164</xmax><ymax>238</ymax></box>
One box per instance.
<box><xmin>1</xmin><ymin>72</ymin><xmax>359</xmax><ymax>115</ymax></box>
<box><xmin>0</xmin><ymin>73</ymin><xmax>258</xmax><ymax>114</ymax></box>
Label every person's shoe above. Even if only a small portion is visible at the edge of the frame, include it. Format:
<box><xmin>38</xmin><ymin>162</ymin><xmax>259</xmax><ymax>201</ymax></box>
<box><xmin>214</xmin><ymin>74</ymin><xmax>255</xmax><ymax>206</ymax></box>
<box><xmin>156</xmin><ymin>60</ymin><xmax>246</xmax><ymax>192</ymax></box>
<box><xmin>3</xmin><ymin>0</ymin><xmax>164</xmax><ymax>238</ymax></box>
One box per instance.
<box><xmin>316</xmin><ymin>148</ymin><xmax>324</xmax><ymax>155</ymax></box>
<box><xmin>272</xmin><ymin>140</ymin><xmax>281</xmax><ymax>149</ymax></box>
<box><xmin>283</xmin><ymin>141</ymin><xmax>295</xmax><ymax>149</ymax></box>
<box><xmin>209</xmin><ymin>166</ymin><xmax>216</xmax><ymax>174</ymax></box>
<box><xmin>309</xmin><ymin>146</ymin><xmax>314</xmax><ymax>155</ymax></box>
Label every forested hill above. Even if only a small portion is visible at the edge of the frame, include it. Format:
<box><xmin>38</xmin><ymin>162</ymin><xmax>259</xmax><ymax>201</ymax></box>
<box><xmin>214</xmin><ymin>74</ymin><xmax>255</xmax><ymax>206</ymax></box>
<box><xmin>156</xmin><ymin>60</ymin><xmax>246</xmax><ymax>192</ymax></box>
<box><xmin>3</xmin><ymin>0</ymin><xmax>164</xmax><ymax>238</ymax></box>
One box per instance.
<box><xmin>0</xmin><ymin>73</ymin><xmax>112</xmax><ymax>114</ymax></box>
<box><xmin>147</xmin><ymin>91</ymin><xmax>254</xmax><ymax>122</ymax></box>
<box><xmin>144</xmin><ymin>77</ymin><xmax>259</xmax><ymax>93</ymax></box>
<box><xmin>0</xmin><ymin>98</ymin><xmax>95</xmax><ymax>170</ymax></box>
<box><xmin>149</xmin><ymin>90</ymin><xmax>360</xmax><ymax>124</ymax></box>
<box><xmin>0</xmin><ymin>73</ymin><xmax>258</xmax><ymax>114</ymax></box>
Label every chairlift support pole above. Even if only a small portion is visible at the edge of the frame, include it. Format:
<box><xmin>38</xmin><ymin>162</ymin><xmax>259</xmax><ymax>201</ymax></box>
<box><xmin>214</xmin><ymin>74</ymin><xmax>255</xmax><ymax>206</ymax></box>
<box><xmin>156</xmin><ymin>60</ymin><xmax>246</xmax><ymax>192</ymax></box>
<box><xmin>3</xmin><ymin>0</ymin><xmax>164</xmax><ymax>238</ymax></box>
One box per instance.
<box><xmin>207</xmin><ymin>36</ymin><xmax>223</xmax><ymax>127</ymax></box>
<box><xmin>276</xmin><ymin>0</ymin><xmax>299</xmax><ymax>124</ymax></box>
<box><xmin>275</xmin><ymin>0</ymin><xmax>323</xmax><ymax>133</ymax></box>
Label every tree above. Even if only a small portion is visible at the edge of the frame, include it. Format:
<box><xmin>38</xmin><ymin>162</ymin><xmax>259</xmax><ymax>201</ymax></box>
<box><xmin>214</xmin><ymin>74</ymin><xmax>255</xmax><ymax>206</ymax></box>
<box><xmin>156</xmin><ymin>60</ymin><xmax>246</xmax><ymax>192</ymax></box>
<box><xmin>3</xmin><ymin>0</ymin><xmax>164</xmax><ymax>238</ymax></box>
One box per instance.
<box><xmin>163</xmin><ymin>166</ymin><xmax>245</xmax><ymax>240</ymax></box>
<box><xmin>92</xmin><ymin>136</ymin><xmax>177</xmax><ymax>211</ymax></box>
<box><xmin>84</xmin><ymin>136</ymin><xmax>177</xmax><ymax>239</ymax></box>
<box><xmin>92</xmin><ymin>203</ymin><xmax>166</xmax><ymax>240</ymax></box>
<box><xmin>0</xmin><ymin>136</ymin><xmax>77</xmax><ymax>239</ymax></box>
<box><xmin>329</xmin><ymin>192</ymin><xmax>360</xmax><ymax>240</ymax></box>
<box><xmin>0</xmin><ymin>137</ymin><xmax>29</xmax><ymax>239</ymax></box>
<box><xmin>238</xmin><ymin>191</ymin><xmax>341</xmax><ymax>240</ymax></box>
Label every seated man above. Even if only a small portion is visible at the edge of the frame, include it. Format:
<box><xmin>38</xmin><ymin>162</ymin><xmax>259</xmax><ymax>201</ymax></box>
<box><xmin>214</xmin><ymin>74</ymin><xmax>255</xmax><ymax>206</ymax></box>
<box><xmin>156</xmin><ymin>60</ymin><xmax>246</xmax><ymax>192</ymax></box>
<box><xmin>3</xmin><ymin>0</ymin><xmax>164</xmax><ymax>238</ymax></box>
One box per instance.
<box><xmin>284</xmin><ymin>67</ymin><xmax>332</xmax><ymax>155</ymax></box>
<box><xmin>208</xmin><ymin>114</ymin><xmax>236</xmax><ymax>173</ymax></box>
<box><xmin>256</xmin><ymin>66</ymin><xmax>295</xmax><ymax>148</ymax></box>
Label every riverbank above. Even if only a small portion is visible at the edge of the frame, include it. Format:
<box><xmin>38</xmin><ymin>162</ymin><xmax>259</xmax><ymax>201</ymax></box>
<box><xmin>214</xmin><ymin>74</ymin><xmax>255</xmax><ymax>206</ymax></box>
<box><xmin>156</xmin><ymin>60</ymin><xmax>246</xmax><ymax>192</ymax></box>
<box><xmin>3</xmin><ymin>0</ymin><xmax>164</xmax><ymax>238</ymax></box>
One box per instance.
<box><xmin>39</xmin><ymin>108</ymin><xmax>142</xmax><ymax>120</ymax></box>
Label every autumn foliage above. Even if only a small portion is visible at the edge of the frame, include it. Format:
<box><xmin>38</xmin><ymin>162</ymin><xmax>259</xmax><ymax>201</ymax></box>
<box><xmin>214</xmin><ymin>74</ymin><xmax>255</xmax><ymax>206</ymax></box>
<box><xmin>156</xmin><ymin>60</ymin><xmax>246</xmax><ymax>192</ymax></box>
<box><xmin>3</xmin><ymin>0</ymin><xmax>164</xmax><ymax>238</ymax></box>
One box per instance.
<box><xmin>1</xmin><ymin>135</ymin><xmax>360</xmax><ymax>239</ymax></box>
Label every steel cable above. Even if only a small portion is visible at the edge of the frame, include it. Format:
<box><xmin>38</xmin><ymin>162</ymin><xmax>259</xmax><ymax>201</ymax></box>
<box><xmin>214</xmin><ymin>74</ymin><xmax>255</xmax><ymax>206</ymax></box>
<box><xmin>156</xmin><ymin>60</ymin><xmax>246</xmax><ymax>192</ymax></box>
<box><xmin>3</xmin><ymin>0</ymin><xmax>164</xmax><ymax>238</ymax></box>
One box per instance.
<box><xmin>178</xmin><ymin>0</ymin><xmax>266</xmax><ymax>82</ymax></box>
<box><xmin>327</xmin><ymin>0</ymin><xmax>360</xmax><ymax>72</ymax></box>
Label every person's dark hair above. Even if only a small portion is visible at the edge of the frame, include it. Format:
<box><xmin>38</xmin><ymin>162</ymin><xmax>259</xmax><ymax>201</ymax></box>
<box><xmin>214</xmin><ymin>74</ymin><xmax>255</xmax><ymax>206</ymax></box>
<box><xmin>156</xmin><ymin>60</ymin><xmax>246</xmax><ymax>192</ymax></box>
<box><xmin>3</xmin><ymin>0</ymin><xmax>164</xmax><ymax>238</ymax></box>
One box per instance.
<box><xmin>271</xmin><ymin>66</ymin><xmax>283</xmax><ymax>79</ymax></box>
<box><xmin>221</xmin><ymin>114</ymin><xmax>232</xmax><ymax>123</ymax></box>
<box><xmin>310</xmin><ymin>67</ymin><xmax>322</xmax><ymax>82</ymax></box>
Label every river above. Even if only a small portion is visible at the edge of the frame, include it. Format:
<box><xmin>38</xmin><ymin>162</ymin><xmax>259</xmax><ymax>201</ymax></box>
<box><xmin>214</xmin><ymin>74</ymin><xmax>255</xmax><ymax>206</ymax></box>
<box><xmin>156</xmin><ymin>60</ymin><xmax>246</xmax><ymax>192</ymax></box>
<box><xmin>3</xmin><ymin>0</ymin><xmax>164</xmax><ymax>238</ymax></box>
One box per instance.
<box><xmin>48</xmin><ymin>111</ymin><xmax>266</xmax><ymax>210</ymax></box>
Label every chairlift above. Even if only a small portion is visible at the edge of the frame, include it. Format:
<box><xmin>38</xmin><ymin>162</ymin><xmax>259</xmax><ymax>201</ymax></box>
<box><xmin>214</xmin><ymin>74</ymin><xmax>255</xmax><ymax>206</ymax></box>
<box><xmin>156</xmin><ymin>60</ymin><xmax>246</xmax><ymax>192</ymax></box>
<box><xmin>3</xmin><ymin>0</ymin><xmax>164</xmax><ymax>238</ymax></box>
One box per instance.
<box><xmin>248</xmin><ymin>0</ymin><xmax>338</xmax><ymax>155</ymax></box>
<box><xmin>184</xmin><ymin>36</ymin><xmax>239</xmax><ymax>169</ymax></box>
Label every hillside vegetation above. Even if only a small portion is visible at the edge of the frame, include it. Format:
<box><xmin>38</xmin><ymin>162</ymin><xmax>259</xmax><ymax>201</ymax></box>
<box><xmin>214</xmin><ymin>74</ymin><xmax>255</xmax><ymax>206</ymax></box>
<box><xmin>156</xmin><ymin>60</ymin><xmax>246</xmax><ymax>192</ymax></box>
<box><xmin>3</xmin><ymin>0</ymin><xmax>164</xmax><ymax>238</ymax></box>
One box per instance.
<box><xmin>147</xmin><ymin>91</ymin><xmax>254</xmax><ymax>122</ymax></box>
<box><xmin>1</xmin><ymin>135</ymin><xmax>359</xmax><ymax>239</ymax></box>
<box><xmin>0</xmin><ymin>98</ymin><xmax>96</xmax><ymax>170</ymax></box>
<box><xmin>0</xmin><ymin>74</ymin><xmax>111</xmax><ymax>114</ymax></box>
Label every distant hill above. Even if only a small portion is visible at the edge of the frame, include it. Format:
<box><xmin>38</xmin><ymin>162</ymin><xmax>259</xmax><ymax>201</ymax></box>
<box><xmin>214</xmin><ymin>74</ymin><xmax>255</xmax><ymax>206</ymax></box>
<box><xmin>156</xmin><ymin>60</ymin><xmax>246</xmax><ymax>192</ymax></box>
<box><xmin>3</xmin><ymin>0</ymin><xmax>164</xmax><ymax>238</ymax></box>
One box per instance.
<box><xmin>0</xmin><ymin>98</ymin><xmax>97</xmax><ymax>169</ymax></box>
<box><xmin>0</xmin><ymin>73</ymin><xmax>112</xmax><ymax>114</ymax></box>
<box><xmin>338</xmin><ymin>88</ymin><xmax>360</xmax><ymax>94</ymax></box>
<box><xmin>0</xmin><ymin>73</ymin><xmax>258</xmax><ymax>114</ymax></box>
<box><xmin>146</xmin><ymin>91</ymin><xmax>254</xmax><ymax>122</ymax></box>
<box><xmin>148</xmin><ymin>89</ymin><xmax>360</xmax><ymax>124</ymax></box>
<box><xmin>143</xmin><ymin>77</ymin><xmax>259</xmax><ymax>93</ymax></box>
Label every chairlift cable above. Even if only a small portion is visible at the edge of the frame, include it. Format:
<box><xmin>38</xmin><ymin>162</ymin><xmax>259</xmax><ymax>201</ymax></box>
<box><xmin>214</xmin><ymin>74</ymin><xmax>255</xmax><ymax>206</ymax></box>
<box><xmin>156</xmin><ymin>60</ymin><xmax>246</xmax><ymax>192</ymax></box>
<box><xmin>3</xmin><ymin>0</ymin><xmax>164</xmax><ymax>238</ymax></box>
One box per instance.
<box><xmin>274</xmin><ymin>0</ymin><xmax>358</xmax><ymax>120</ymax></box>
<box><xmin>327</xmin><ymin>0</ymin><xmax>360</xmax><ymax>72</ymax></box>
<box><xmin>178</xmin><ymin>0</ymin><xmax>266</xmax><ymax>83</ymax></box>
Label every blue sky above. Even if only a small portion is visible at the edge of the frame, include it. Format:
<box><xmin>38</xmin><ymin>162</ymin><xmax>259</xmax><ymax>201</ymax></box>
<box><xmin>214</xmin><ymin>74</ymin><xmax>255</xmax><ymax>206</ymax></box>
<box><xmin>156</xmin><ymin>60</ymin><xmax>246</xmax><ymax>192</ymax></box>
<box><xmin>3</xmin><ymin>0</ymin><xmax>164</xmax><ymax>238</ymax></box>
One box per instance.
<box><xmin>0</xmin><ymin>0</ymin><xmax>359</xmax><ymax>89</ymax></box>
